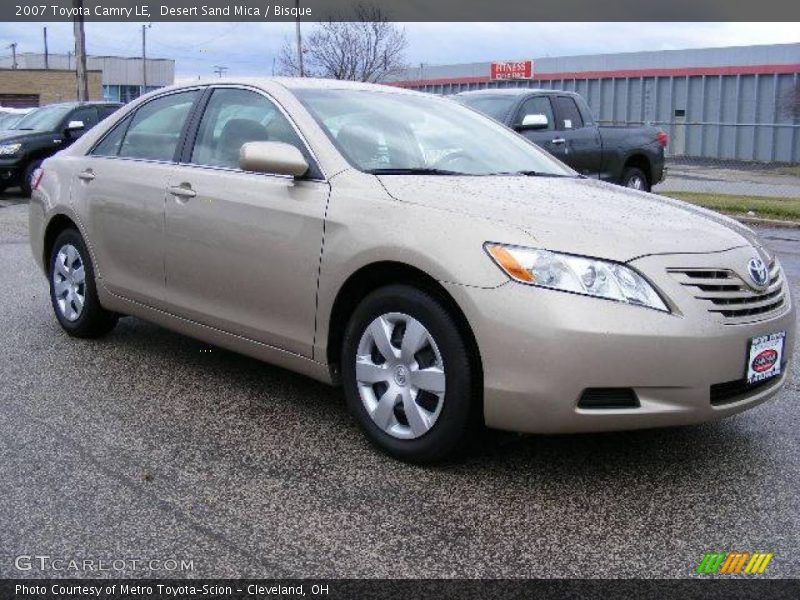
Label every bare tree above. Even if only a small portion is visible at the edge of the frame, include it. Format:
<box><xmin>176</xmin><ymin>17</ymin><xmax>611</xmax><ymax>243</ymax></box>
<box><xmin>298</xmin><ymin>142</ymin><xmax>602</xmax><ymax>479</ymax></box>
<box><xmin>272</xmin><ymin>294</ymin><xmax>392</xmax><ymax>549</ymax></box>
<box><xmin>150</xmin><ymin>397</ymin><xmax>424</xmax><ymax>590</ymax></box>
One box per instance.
<box><xmin>278</xmin><ymin>4</ymin><xmax>407</xmax><ymax>82</ymax></box>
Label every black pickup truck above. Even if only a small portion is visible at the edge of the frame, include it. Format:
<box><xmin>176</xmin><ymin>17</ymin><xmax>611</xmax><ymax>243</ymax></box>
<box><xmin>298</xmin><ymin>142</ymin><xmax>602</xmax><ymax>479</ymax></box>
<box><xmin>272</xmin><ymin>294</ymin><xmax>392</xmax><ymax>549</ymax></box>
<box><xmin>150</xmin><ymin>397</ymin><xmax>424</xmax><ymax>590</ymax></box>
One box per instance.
<box><xmin>456</xmin><ymin>89</ymin><xmax>667</xmax><ymax>192</ymax></box>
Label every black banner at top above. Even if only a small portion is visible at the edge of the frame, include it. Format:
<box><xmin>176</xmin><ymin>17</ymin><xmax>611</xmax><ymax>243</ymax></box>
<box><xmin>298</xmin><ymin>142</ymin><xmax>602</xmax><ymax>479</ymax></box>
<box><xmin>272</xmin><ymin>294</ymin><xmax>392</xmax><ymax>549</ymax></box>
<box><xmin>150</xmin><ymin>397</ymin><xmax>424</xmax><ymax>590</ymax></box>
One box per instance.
<box><xmin>3</xmin><ymin>0</ymin><xmax>800</xmax><ymax>22</ymax></box>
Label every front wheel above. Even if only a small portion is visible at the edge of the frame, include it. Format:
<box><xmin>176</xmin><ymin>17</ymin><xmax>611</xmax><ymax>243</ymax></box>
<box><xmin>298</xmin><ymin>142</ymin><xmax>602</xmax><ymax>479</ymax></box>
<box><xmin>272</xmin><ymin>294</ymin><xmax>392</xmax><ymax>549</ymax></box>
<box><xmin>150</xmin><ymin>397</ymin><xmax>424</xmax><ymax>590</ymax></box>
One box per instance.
<box><xmin>621</xmin><ymin>167</ymin><xmax>650</xmax><ymax>192</ymax></box>
<box><xmin>341</xmin><ymin>285</ymin><xmax>478</xmax><ymax>463</ymax></box>
<box><xmin>21</xmin><ymin>160</ymin><xmax>42</xmax><ymax>197</ymax></box>
<box><xmin>49</xmin><ymin>228</ymin><xmax>118</xmax><ymax>338</ymax></box>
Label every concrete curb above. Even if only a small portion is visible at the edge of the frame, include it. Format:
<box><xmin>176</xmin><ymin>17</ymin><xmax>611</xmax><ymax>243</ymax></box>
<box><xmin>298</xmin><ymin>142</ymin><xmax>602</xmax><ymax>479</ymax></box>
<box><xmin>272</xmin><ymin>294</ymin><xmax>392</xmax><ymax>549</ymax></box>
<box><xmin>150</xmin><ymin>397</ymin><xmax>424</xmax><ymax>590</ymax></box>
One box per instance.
<box><xmin>734</xmin><ymin>215</ymin><xmax>800</xmax><ymax>229</ymax></box>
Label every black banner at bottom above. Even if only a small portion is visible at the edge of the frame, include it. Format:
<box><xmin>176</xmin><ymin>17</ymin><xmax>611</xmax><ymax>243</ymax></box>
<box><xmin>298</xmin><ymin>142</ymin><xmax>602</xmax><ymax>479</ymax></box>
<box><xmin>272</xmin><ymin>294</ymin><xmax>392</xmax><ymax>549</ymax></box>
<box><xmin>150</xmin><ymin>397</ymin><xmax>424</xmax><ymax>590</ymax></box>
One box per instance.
<box><xmin>2</xmin><ymin>579</ymin><xmax>799</xmax><ymax>600</ymax></box>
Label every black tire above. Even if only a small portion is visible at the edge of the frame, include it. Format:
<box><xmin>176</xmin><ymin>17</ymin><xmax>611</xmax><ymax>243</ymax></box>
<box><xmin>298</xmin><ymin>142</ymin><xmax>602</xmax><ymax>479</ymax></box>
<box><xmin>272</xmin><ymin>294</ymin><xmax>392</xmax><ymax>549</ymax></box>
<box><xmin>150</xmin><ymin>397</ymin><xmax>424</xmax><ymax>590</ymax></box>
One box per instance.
<box><xmin>21</xmin><ymin>160</ymin><xmax>42</xmax><ymax>198</ymax></box>
<box><xmin>341</xmin><ymin>284</ymin><xmax>478</xmax><ymax>463</ymax></box>
<box><xmin>48</xmin><ymin>228</ymin><xmax>118</xmax><ymax>338</ymax></box>
<box><xmin>0</xmin><ymin>183</ymin><xmax>7</xmax><ymax>195</ymax></box>
<box><xmin>620</xmin><ymin>166</ymin><xmax>650</xmax><ymax>192</ymax></box>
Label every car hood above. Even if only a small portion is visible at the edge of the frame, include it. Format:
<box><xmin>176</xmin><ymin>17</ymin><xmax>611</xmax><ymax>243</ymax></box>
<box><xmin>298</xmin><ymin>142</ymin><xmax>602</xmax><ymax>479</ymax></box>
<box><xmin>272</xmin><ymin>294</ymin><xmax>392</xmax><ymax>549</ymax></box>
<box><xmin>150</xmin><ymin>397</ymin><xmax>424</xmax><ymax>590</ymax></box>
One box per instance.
<box><xmin>0</xmin><ymin>129</ymin><xmax>29</xmax><ymax>142</ymax></box>
<box><xmin>377</xmin><ymin>175</ymin><xmax>758</xmax><ymax>262</ymax></box>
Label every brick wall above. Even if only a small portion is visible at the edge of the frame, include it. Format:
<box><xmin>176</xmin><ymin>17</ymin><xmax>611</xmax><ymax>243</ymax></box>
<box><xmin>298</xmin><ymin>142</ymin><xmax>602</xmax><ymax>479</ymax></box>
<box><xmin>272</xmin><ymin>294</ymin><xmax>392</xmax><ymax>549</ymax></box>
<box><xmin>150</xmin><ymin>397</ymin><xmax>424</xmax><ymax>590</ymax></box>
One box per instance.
<box><xmin>0</xmin><ymin>69</ymin><xmax>103</xmax><ymax>107</ymax></box>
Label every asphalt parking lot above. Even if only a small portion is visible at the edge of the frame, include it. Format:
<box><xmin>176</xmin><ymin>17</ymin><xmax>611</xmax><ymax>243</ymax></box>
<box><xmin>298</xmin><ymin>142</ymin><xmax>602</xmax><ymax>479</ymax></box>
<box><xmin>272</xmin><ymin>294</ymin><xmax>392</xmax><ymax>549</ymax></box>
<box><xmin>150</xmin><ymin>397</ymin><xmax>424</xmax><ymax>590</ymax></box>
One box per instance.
<box><xmin>1</xmin><ymin>197</ymin><xmax>799</xmax><ymax>579</ymax></box>
<box><xmin>654</xmin><ymin>159</ymin><xmax>800</xmax><ymax>198</ymax></box>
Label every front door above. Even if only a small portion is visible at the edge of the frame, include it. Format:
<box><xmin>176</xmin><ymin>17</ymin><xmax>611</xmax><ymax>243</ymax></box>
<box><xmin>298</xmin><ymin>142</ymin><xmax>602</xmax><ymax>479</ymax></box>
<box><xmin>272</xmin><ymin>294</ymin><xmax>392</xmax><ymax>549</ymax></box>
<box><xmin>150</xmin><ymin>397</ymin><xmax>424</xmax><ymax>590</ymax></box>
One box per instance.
<box><xmin>164</xmin><ymin>87</ymin><xmax>329</xmax><ymax>357</ymax></box>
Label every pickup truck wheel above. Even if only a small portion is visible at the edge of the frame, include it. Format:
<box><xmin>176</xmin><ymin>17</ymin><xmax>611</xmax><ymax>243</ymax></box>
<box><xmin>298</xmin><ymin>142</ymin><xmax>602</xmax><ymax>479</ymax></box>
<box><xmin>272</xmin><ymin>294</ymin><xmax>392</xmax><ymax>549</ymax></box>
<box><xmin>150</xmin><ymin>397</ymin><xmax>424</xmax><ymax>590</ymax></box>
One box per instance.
<box><xmin>49</xmin><ymin>228</ymin><xmax>118</xmax><ymax>338</ymax></box>
<box><xmin>621</xmin><ymin>167</ymin><xmax>650</xmax><ymax>192</ymax></box>
<box><xmin>341</xmin><ymin>284</ymin><xmax>477</xmax><ymax>463</ymax></box>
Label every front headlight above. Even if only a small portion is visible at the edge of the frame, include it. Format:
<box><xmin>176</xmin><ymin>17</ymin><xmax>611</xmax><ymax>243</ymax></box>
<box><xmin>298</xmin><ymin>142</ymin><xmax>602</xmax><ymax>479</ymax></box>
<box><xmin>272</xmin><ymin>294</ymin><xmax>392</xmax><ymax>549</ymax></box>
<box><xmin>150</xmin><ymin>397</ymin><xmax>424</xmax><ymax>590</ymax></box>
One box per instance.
<box><xmin>485</xmin><ymin>243</ymin><xmax>669</xmax><ymax>312</ymax></box>
<box><xmin>0</xmin><ymin>143</ymin><xmax>22</xmax><ymax>156</ymax></box>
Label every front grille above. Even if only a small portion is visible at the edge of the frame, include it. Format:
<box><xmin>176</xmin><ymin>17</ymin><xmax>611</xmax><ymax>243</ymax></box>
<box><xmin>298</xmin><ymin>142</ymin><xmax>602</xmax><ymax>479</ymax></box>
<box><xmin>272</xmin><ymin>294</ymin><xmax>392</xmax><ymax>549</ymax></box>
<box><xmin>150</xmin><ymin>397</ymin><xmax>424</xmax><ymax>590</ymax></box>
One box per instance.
<box><xmin>710</xmin><ymin>367</ymin><xmax>785</xmax><ymax>406</ymax></box>
<box><xmin>669</xmin><ymin>261</ymin><xmax>785</xmax><ymax>320</ymax></box>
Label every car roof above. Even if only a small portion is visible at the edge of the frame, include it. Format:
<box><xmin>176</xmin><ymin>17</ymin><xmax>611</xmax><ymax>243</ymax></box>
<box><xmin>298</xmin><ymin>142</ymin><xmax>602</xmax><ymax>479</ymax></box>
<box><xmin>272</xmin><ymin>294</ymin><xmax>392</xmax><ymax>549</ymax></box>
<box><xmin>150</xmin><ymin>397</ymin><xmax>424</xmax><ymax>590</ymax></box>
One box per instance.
<box><xmin>169</xmin><ymin>77</ymin><xmax>428</xmax><ymax>97</ymax></box>
<box><xmin>38</xmin><ymin>101</ymin><xmax>123</xmax><ymax>109</ymax></box>
<box><xmin>456</xmin><ymin>88</ymin><xmax>577</xmax><ymax>97</ymax></box>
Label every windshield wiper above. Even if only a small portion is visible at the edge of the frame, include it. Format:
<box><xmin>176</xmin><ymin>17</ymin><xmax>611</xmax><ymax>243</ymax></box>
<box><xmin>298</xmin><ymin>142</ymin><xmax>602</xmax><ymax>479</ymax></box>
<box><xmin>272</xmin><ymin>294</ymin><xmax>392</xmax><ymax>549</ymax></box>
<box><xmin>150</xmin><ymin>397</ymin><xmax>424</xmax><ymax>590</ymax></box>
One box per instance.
<box><xmin>487</xmin><ymin>170</ymin><xmax>575</xmax><ymax>178</ymax></box>
<box><xmin>366</xmin><ymin>168</ymin><xmax>468</xmax><ymax>176</ymax></box>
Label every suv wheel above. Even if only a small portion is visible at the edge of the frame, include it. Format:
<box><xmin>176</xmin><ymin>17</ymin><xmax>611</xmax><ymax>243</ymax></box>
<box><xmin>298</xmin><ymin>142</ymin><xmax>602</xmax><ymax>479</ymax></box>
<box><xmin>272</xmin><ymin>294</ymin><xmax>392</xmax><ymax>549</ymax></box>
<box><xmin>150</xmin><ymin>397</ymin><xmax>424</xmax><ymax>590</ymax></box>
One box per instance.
<box><xmin>341</xmin><ymin>285</ymin><xmax>478</xmax><ymax>463</ymax></box>
<box><xmin>621</xmin><ymin>167</ymin><xmax>650</xmax><ymax>192</ymax></box>
<box><xmin>21</xmin><ymin>160</ymin><xmax>42</xmax><ymax>198</ymax></box>
<box><xmin>49</xmin><ymin>228</ymin><xmax>118</xmax><ymax>338</ymax></box>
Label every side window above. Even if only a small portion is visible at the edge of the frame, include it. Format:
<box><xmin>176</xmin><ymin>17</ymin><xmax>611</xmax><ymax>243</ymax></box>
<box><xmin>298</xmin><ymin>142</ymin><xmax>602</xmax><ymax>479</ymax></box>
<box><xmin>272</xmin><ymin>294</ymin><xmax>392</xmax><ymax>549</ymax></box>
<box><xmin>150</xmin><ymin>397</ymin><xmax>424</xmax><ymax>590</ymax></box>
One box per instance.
<box><xmin>516</xmin><ymin>96</ymin><xmax>555</xmax><ymax>131</ymax></box>
<box><xmin>91</xmin><ymin>114</ymin><xmax>132</xmax><ymax>157</ymax></box>
<box><xmin>118</xmin><ymin>90</ymin><xmax>199</xmax><ymax>161</ymax></box>
<box><xmin>98</xmin><ymin>105</ymin><xmax>120</xmax><ymax>120</ymax></box>
<box><xmin>191</xmin><ymin>88</ymin><xmax>310</xmax><ymax>172</ymax></box>
<box><xmin>553</xmin><ymin>96</ymin><xmax>584</xmax><ymax>130</ymax></box>
<box><xmin>68</xmin><ymin>106</ymin><xmax>99</xmax><ymax>130</ymax></box>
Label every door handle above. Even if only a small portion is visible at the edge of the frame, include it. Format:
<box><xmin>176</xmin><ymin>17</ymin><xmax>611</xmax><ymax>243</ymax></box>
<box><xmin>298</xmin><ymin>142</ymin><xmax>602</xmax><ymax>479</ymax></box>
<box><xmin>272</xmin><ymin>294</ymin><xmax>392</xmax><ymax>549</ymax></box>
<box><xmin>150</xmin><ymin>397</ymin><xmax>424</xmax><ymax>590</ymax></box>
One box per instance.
<box><xmin>77</xmin><ymin>169</ymin><xmax>95</xmax><ymax>182</ymax></box>
<box><xmin>168</xmin><ymin>184</ymin><xmax>196</xmax><ymax>200</ymax></box>
<box><xmin>551</xmin><ymin>138</ymin><xmax>566</xmax><ymax>145</ymax></box>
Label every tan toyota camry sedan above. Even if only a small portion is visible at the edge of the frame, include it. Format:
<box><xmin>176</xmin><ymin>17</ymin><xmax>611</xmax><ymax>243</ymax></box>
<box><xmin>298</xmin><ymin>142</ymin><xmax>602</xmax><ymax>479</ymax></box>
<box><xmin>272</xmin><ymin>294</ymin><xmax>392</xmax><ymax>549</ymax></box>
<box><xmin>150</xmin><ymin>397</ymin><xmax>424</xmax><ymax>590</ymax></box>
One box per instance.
<box><xmin>29</xmin><ymin>78</ymin><xmax>795</xmax><ymax>462</ymax></box>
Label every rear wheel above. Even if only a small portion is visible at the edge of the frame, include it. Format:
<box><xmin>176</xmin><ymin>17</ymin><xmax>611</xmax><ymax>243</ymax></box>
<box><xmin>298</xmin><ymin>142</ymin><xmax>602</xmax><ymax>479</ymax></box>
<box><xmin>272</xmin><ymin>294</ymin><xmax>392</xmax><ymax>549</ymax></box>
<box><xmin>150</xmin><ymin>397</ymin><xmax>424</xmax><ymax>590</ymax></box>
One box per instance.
<box><xmin>341</xmin><ymin>285</ymin><xmax>478</xmax><ymax>463</ymax></box>
<box><xmin>49</xmin><ymin>228</ymin><xmax>118</xmax><ymax>338</ymax></box>
<box><xmin>621</xmin><ymin>166</ymin><xmax>650</xmax><ymax>192</ymax></box>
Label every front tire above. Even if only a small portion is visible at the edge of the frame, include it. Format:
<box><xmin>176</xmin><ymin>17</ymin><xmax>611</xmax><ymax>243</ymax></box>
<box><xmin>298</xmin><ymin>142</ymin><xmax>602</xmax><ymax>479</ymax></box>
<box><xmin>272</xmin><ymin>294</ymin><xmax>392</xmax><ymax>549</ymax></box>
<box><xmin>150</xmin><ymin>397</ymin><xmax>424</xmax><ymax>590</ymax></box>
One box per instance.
<box><xmin>621</xmin><ymin>166</ymin><xmax>650</xmax><ymax>192</ymax></box>
<box><xmin>49</xmin><ymin>228</ymin><xmax>118</xmax><ymax>338</ymax></box>
<box><xmin>341</xmin><ymin>285</ymin><xmax>478</xmax><ymax>463</ymax></box>
<box><xmin>21</xmin><ymin>160</ymin><xmax>42</xmax><ymax>198</ymax></box>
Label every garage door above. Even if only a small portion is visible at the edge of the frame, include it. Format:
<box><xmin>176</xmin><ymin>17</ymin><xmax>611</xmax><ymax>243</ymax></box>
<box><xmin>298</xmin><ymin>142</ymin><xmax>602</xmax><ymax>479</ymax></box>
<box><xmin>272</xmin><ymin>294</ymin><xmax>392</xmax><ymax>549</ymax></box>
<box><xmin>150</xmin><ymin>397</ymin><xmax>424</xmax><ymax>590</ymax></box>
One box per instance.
<box><xmin>0</xmin><ymin>94</ymin><xmax>40</xmax><ymax>108</ymax></box>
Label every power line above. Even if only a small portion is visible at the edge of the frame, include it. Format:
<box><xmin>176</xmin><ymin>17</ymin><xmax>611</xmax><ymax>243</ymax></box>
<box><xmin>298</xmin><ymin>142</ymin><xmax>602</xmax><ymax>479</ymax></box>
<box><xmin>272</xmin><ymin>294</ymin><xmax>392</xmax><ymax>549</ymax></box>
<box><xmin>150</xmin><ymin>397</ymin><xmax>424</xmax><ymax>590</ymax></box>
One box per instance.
<box><xmin>212</xmin><ymin>65</ymin><xmax>228</xmax><ymax>77</ymax></box>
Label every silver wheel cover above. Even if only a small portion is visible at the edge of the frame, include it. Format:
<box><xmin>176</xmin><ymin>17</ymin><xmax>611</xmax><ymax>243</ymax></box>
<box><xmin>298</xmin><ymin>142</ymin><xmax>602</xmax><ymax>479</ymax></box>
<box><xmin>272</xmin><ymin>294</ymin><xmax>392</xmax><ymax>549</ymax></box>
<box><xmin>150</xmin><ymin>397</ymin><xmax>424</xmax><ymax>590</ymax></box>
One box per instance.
<box><xmin>52</xmin><ymin>243</ymin><xmax>86</xmax><ymax>322</ymax></box>
<box><xmin>355</xmin><ymin>312</ymin><xmax>446</xmax><ymax>440</ymax></box>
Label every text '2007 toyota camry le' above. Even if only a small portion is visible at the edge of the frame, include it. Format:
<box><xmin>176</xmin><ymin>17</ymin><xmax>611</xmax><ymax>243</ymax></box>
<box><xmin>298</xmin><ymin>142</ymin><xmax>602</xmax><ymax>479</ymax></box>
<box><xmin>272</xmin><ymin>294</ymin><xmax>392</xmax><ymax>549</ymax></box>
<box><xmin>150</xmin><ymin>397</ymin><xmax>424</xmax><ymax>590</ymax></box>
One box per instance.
<box><xmin>29</xmin><ymin>78</ymin><xmax>795</xmax><ymax>462</ymax></box>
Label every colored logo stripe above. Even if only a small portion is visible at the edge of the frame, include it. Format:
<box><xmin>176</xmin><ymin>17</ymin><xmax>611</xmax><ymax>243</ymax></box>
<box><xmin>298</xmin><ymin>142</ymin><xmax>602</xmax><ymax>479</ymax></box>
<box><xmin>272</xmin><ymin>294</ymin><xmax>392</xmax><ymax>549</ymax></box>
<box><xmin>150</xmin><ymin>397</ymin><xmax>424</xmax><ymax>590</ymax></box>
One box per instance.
<box><xmin>697</xmin><ymin>552</ymin><xmax>773</xmax><ymax>574</ymax></box>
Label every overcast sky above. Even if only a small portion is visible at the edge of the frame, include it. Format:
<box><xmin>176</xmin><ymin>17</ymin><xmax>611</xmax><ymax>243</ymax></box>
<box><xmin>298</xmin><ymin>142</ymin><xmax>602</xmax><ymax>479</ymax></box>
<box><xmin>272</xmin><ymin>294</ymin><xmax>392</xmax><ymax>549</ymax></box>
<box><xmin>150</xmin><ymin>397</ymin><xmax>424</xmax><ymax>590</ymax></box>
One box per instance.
<box><xmin>0</xmin><ymin>22</ymin><xmax>798</xmax><ymax>80</ymax></box>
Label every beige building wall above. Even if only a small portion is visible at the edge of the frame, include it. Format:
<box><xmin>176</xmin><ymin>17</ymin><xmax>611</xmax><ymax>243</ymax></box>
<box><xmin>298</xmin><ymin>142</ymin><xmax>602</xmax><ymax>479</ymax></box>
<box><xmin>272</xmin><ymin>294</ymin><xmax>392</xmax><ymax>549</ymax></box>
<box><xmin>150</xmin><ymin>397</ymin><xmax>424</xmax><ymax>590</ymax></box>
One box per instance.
<box><xmin>0</xmin><ymin>69</ymin><xmax>103</xmax><ymax>106</ymax></box>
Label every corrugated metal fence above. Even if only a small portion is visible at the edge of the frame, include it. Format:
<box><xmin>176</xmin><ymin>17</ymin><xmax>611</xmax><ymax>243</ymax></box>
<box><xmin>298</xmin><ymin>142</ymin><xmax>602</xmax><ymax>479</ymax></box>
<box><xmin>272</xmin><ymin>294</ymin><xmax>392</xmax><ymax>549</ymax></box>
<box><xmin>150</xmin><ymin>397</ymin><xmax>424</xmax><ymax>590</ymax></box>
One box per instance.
<box><xmin>402</xmin><ymin>73</ymin><xmax>800</xmax><ymax>164</ymax></box>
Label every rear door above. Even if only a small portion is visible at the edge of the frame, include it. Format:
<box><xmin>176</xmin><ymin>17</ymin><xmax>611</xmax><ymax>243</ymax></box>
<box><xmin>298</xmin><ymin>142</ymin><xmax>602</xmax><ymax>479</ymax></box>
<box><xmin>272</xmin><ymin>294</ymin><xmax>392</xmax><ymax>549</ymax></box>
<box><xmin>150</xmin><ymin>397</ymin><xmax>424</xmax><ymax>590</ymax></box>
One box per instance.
<box><xmin>163</xmin><ymin>86</ymin><xmax>329</xmax><ymax>356</ymax></box>
<box><xmin>551</xmin><ymin>95</ymin><xmax>602</xmax><ymax>176</ymax></box>
<box><xmin>73</xmin><ymin>89</ymin><xmax>202</xmax><ymax>306</ymax></box>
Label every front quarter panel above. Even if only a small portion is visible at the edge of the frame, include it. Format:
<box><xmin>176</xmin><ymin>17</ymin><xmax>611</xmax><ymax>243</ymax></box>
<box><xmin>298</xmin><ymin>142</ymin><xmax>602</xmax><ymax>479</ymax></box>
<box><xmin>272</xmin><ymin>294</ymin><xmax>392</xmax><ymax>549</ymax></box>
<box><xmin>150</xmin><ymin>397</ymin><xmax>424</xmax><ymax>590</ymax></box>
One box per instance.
<box><xmin>313</xmin><ymin>170</ymin><xmax>536</xmax><ymax>360</ymax></box>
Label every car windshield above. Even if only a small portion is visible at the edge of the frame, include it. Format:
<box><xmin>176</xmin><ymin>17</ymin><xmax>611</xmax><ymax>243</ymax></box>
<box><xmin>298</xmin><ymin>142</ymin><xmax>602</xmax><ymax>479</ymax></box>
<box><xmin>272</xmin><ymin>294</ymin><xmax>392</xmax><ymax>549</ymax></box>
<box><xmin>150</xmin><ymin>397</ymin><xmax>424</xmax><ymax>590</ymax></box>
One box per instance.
<box><xmin>0</xmin><ymin>112</ymin><xmax>26</xmax><ymax>129</ymax></box>
<box><xmin>13</xmin><ymin>105</ymin><xmax>72</xmax><ymax>132</ymax></box>
<box><xmin>456</xmin><ymin>94</ymin><xmax>518</xmax><ymax>121</ymax></box>
<box><xmin>294</xmin><ymin>89</ymin><xmax>573</xmax><ymax>177</ymax></box>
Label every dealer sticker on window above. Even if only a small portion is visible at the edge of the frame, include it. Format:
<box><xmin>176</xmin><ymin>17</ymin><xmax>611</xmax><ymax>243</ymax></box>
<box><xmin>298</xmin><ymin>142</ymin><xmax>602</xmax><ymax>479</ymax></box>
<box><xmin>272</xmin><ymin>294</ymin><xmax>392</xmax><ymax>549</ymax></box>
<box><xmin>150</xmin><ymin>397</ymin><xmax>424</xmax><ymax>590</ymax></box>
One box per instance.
<box><xmin>747</xmin><ymin>332</ymin><xmax>785</xmax><ymax>384</ymax></box>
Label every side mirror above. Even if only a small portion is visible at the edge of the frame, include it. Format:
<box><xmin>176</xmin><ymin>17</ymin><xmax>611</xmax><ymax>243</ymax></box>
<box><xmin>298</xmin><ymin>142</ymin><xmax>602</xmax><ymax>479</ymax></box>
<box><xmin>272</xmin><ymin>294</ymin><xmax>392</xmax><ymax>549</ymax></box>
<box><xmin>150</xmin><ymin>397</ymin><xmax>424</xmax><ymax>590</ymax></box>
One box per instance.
<box><xmin>239</xmin><ymin>141</ymin><xmax>309</xmax><ymax>178</ymax></box>
<box><xmin>516</xmin><ymin>114</ymin><xmax>549</xmax><ymax>131</ymax></box>
<box><xmin>65</xmin><ymin>120</ymin><xmax>85</xmax><ymax>138</ymax></box>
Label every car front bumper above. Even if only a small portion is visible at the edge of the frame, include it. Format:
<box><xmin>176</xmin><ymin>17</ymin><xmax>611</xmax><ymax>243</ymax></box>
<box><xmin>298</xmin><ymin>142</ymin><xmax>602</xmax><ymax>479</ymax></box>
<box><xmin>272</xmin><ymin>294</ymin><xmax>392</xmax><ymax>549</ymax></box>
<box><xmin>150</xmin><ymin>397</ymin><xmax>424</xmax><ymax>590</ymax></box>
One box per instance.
<box><xmin>442</xmin><ymin>251</ymin><xmax>795</xmax><ymax>434</ymax></box>
<box><xmin>0</xmin><ymin>160</ymin><xmax>21</xmax><ymax>187</ymax></box>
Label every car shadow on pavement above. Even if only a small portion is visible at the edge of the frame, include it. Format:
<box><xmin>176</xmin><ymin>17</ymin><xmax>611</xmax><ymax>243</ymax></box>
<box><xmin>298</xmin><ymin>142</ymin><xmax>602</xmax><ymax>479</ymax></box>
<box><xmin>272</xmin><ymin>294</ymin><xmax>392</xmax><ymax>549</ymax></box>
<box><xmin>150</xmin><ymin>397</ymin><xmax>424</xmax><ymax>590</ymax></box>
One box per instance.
<box><xmin>89</xmin><ymin>315</ymin><xmax>775</xmax><ymax>485</ymax></box>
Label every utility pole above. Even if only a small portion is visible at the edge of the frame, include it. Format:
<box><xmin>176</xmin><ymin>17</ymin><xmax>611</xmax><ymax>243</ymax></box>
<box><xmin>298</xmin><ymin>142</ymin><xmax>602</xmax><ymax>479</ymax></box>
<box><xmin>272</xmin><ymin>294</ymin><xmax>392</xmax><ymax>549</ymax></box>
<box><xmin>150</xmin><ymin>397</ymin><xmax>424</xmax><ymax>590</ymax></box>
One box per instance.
<box><xmin>295</xmin><ymin>0</ymin><xmax>304</xmax><ymax>77</ymax></box>
<box><xmin>213</xmin><ymin>65</ymin><xmax>228</xmax><ymax>78</ymax></box>
<box><xmin>141</xmin><ymin>23</ymin><xmax>151</xmax><ymax>96</ymax></box>
<box><xmin>43</xmin><ymin>27</ymin><xmax>49</xmax><ymax>69</ymax></box>
<box><xmin>72</xmin><ymin>0</ymin><xmax>88</xmax><ymax>101</ymax></box>
<box><xmin>8</xmin><ymin>43</ymin><xmax>17</xmax><ymax>69</ymax></box>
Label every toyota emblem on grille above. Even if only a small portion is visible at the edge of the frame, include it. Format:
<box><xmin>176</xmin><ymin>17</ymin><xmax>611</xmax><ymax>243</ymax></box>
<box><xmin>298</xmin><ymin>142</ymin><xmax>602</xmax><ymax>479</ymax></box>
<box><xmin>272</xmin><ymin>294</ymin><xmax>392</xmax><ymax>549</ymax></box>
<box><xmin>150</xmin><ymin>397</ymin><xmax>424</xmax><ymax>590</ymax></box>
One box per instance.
<box><xmin>748</xmin><ymin>257</ymin><xmax>769</xmax><ymax>288</ymax></box>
